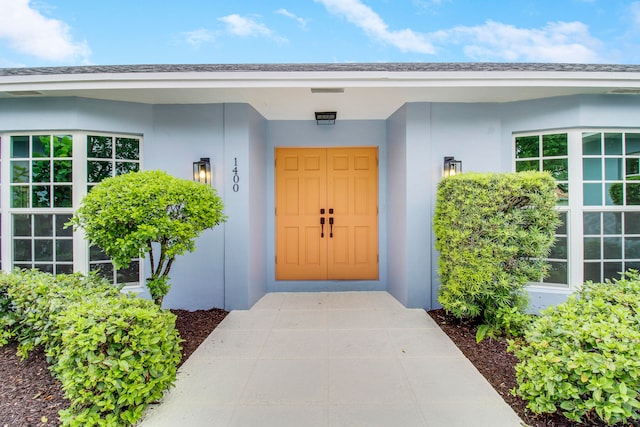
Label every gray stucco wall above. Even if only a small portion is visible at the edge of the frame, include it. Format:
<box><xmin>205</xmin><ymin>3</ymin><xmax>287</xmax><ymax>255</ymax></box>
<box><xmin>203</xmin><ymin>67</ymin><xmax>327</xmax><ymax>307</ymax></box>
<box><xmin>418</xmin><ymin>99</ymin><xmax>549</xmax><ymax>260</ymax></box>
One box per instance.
<box><xmin>3</xmin><ymin>93</ymin><xmax>640</xmax><ymax>312</ymax></box>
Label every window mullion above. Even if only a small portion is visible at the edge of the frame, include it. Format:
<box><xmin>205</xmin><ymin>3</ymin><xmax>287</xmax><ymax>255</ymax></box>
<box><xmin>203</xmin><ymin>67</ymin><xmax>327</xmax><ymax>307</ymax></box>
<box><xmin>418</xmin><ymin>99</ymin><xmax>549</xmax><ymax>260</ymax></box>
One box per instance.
<box><xmin>72</xmin><ymin>132</ymin><xmax>88</xmax><ymax>274</ymax></box>
<box><xmin>568</xmin><ymin>130</ymin><xmax>584</xmax><ymax>290</ymax></box>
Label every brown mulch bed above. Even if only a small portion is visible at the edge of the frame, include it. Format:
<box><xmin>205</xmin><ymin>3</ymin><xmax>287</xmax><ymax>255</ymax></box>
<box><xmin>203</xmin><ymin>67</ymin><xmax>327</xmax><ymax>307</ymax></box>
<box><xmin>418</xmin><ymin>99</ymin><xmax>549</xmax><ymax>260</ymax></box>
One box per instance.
<box><xmin>428</xmin><ymin>308</ymin><xmax>637</xmax><ymax>427</ymax></box>
<box><xmin>0</xmin><ymin>308</ymin><xmax>227</xmax><ymax>427</ymax></box>
<box><xmin>1</xmin><ymin>306</ymin><xmax>637</xmax><ymax>427</ymax></box>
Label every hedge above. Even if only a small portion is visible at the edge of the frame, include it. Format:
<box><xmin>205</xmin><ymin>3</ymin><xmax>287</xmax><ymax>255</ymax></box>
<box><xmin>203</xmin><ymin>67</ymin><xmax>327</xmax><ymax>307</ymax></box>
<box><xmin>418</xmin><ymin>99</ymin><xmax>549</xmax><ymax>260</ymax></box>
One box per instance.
<box><xmin>433</xmin><ymin>171</ymin><xmax>559</xmax><ymax>339</ymax></box>
<box><xmin>0</xmin><ymin>270</ymin><xmax>182</xmax><ymax>426</ymax></box>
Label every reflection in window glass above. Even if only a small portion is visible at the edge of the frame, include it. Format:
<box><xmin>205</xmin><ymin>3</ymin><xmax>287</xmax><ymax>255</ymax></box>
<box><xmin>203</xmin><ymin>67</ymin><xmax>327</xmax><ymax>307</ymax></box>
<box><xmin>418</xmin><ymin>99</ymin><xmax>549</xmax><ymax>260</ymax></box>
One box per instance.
<box><xmin>12</xmin><ymin>214</ymin><xmax>73</xmax><ymax>274</ymax></box>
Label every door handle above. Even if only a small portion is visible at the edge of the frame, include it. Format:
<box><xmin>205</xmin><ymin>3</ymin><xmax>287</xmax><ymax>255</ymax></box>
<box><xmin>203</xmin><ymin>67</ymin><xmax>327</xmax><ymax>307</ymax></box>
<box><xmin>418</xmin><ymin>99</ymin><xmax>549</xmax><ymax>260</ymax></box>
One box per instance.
<box><xmin>320</xmin><ymin>209</ymin><xmax>325</xmax><ymax>238</ymax></box>
<box><xmin>329</xmin><ymin>216</ymin><xmax>334</xmax><ymax>238</ymax></box>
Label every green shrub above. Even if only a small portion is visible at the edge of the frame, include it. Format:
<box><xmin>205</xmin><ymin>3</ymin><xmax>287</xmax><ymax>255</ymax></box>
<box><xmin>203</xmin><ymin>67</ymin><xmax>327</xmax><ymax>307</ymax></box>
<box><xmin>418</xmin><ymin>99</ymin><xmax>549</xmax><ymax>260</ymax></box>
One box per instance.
<box><xmin>1</xmin><ymin>269</ymin><xmax>121</xmax><ymax>359</ymax></box>
<box><xmin>0</xmin><ymin>270</ymin><xmax>182</xmax><ymax>426</ymax></box>
<box><xmin>433</xmin><ymin>171</ymin><xmax>559</xmax><ymax>341</ymax></box>
<box><xmin>53</xmin><ymin>296</ymin><xmax>182</xmax><ymax>426</ymax></box>
<box><xmin>70</xmin><ymin>170</ymin><xmax>226</xmax><ymax>306</ymax></box>
<box><xmin>509</xmin><ymin>271</ymin><xmax>640</xmax><ymax>425</ymax></box>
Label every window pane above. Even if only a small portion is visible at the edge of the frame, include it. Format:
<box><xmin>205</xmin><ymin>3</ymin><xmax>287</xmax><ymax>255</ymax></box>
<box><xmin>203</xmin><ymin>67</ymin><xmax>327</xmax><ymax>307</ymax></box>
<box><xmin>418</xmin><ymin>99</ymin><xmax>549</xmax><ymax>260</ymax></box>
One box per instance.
<box><xmin>55</xmin><ymin>214</ymin><xmax>73</xmax><ymax>237</ymax></box>
<box><xmin>516</xmin><ymin>160</ymin><xmax>539</xmax><ymax>172</ymax></box>
<box><xmin>34</xmin><ymin>240</ymin><xmax>53</xmax><ymax>261</ymax></box>
<box><xmin>603</xmin><ymin>262</ymin><xmax>622</xmax><ymax>280</ymax></box>
<box><xmin>582</xmin><ymin>132</ymin><xmax>601</xmax><ymax>155</ymax></box>
<box><xmin>584</xmin><ymin>237</ymin><xmax>601</xmax><ymax>259</ymax></box>
<box><xmin>543</xmin><ymin>159</ymin><xmax>568</xmax><ymax>181</ymax></box>
<box><xmin>556</xmin><ymin>183</ymin><xmax>569</xmax><ymax>206</ymax></box>
<box><xmin>543</xmin><ymin>134</ymin><xmax>568</xmax><ymax>156</ymax></box>
<box><xmin>116</xmin><ymin>162</ymin><xmax>139</xmax><ymax>175</ymax></box>
<box><xmin>544</xmin><ymin>261</ymin><xmax>567</xmax><ymax>284</ymax></box>
<box><xmin>583</xmin><ymin>158</ymin><xmax>601</xmax><ymax>180</ymax></box>
<box><xmin>88</xmin><ymin>161</ymin><xmax>113</xmax><ymax>183</ymax></box>
<box><xmin>32</xmin><ymin>160</ymin><xmax>50</xmax><ymax>182</ymax></box>
<box><xmin>56</xmin><ymin>240</ymin><xmax>73</xmax><ymax>262</ymax></box>
<box><xmin>603</xmin><ymin>212</ymin><xmax>622</xmax><ymax>235</ymax></box>
<box><xmin>556</xmin><ymin>212</ymin><xmax>567</xmax><ymax>235</ymax></box>
<box><xmin>32</xmin><ymin>135</ymin><xmax>50</xmax><ymax>158</ymax></box>
<box><xmin>53</xmin><ymin>135</ymin><xmax>72</xmax><ymax>157</ymax></box>
<box><xmin>626</xmin><ymin>133</ymin><xmax>640</xmax><ymax>155</ymax></box>
<box><xmin>603</xmin><ymin>237</ymin><xmax>622</xmax><ymax>259</ymax></box>
<box><xmin>605</xmin><ymin>133</ymin><xmax>623</xmax><ymax>155</ymax></box>
<box><xmin>91</xmin><ymin>262</ymin><xmax>114</xmax><ymax>280</ymax></box>
<box><xmin>89</xmin><ymin>245</ymin><xmax>109</xmax><ymax>261</ymax></box>
<box><xmin>115</xmin><ymin>137</ymin><xmax>140</xmax><ymax>160</ymax></box>
<box><xmin>549</xmin><ymin>237</ymin><xmax>567</xmax><ymax>259</ymax></box>
<box><xmin>583</xmin><ymin>212</ymin><xmax>601</xmax><ymax>234</ymax></box>
<box><xmin>32</xmin><ymin>186</ymin><xmax>51</xmax><ymax>208</ymax></box>
<box><xmin>625</xmin><ymin>212</ymin><xmax>640</xmax><ymax>234</ymax></box>
<box><xmin>11</xmin><ymin>161</ymin><xmax>29</xmax><ymax>183</ymax></box>
<box><xmin>584</xmin><ymin>262</ymin><xmax>601</xmax><ymax>282</ymax></box>
<box><xmin>88</xmin><ymin>135</ymin><xmax>113</xmax><ymax>158</ymax></box>
<box><xmin>35</xmin><ymin>264</ymin><xmax>53</xmax><ymax>274</ymax></box>
<box><xmin>34</xmin><ymin>214</ymin><xmax>53</xmax><ymax>236</ymax></box>
<box><xmin>56</xmin><ymin>264</ymin><xmax>74</xmax><ymax>275</ymax></box>
<box><xmin>605</xmin><ymin>158</ymin><xmax>623</xmax><ymax>180</ymax></box>
<box><xmin>13</xmin><ymin>240</ymin><xmax>32</xmax><ymax>261</ymax></box>
<box><xmin>11</xmin><ymin>136</ymin><xmax>29</xmax><ymax>158</ymax></box>
<box><xmin>53</xmin><ymin>160</ymin><xmax>72</xmax><ymax>182</ymax></box>
<box><xmin>53</xmin><ymin>186</ymin><xmax>72</xmax><ymax>207</ymax></box>
<box><xmin>608</xmin><ymin>182</ymin><xmax>624</xmax><ymax>206</ymax></box>
<box><xmin>117</xmin><ymin>260</ymin><xmax>139</xmax><ymax>283</ymax></box>
<box><xmin>583</xmin><ymin>183</ymin><xmax>602</xmax><ymax>206</ymax></box>
<box><xmin>515</xmin><ymin>136</ymin><xmax>539</xmax><ymax>158</ymax></box>
<box><xmin>625</xmin><ymin>237</ymin><xmax>640</xmax><ymax>259</ymax></box>
<box><xmin>11</xmin><ymin>186</ymin><xmax>29</xmax><ymax>208</ymax></box>
<box><xmin>626</xmin><ymin>183</ymin><xmax>640</xmax><ymax>205</ymax></box>
<box><xmin>13</xmin><ymin>215</ymin><xmax>31</xmax><ymax>236</ymax></box>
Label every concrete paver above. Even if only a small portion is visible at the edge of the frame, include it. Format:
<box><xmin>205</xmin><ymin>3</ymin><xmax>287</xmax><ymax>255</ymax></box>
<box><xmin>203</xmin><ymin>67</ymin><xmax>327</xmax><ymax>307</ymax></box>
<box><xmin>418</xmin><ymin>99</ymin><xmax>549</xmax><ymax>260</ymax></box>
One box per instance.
<box><xmin>139</xmin><ymin>292</ymin><xmax>523</xmax><ymax>427</ymax></box>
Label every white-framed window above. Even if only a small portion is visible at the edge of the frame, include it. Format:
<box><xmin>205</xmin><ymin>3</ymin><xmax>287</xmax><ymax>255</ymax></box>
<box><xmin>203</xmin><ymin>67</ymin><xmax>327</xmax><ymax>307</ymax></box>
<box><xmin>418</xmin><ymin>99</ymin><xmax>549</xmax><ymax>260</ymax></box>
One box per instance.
<box><xmin>514</xmin><ymin>129</ymin><xmax>640</xmax><ymax>289</ymax></box>
<box><xmin>1</xmin><ymin>131</ymin><xmax>142</xmax><ymax>287</ymax></box>
<box><xmin>515</xmin><ymin>132</ymin><xmax>570</xmax><ymax>287</ymax></box>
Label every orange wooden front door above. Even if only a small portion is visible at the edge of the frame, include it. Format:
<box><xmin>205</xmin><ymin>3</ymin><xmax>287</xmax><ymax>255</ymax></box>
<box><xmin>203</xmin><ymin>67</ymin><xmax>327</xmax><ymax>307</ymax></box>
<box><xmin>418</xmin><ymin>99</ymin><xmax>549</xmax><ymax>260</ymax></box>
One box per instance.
<box><xmin>275</xmin><ymin>147</ymin><xmax>378</xmax><ymax>280</ymax></box>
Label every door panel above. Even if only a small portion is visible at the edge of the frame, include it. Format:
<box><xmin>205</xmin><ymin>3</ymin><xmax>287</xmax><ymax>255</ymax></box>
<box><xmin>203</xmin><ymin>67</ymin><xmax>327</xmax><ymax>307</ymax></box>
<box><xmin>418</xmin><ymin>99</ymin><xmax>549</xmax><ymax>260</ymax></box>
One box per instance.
<box><xmin>276</xmin><ymin>147</ymin><xmax>378</xmax><ymax>280</ymax></box>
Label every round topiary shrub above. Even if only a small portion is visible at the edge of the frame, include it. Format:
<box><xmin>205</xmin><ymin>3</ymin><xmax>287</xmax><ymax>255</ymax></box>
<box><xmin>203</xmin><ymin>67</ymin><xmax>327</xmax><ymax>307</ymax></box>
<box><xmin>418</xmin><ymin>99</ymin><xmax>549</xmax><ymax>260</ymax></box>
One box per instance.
<box><xmin>509</xmin><ymin>271</ymin><xmax>640</xmax><ymax>426</ymax></box>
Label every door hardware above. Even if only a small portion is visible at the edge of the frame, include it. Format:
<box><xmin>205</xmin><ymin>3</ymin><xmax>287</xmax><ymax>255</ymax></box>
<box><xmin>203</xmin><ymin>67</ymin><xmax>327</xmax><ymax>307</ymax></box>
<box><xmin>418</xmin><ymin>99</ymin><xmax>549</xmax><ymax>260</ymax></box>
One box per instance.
<box><xmin>329</xmin><ymin>216</ymin><xmax>334</xmax><ymax>238</ymax></box>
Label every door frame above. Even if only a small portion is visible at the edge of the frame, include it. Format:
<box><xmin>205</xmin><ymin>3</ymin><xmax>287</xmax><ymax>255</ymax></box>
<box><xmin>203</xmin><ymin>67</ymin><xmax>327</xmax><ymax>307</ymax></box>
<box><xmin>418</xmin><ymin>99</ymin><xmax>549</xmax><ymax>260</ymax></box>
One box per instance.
<box><xmin>266</xmin><ymin>141</ymin><xmax>388</xmax><ymax>293</ymax></box>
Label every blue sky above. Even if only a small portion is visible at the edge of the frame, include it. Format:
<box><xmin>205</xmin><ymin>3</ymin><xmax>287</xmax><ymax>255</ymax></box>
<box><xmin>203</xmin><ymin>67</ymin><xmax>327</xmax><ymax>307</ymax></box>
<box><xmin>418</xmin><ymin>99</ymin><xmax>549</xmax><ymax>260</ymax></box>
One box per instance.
<box><xmin>0</xmin><ymin>0</ymin><xmax>639</xmax><ymax>67</ymax></box>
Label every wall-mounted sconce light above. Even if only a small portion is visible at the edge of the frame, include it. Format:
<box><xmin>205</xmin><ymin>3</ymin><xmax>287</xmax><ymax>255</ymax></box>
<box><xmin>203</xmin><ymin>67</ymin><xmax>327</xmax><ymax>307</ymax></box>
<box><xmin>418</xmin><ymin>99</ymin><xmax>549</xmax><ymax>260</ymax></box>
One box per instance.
<box><xmin>315</xmin><ymin>111</ymin><xmax>337</xmax><ymax>125</ymax></box>
<box><xmin>443</xmin><ymin>156</ymin><xmax>462</xmax><ymax>177</ymax></box>
<box><xmin>193</xmin><ymin>157</ymin><xmax>212</xmax><ymax>186</ymax></box>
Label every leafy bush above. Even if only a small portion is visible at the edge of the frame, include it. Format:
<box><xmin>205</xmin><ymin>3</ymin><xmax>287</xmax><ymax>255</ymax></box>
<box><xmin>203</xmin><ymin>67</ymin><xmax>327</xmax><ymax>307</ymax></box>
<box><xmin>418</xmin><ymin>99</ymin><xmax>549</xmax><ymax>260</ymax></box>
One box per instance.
<box><xmin>53</xmin><ymin>296</ymin><xmax>182</xmax><ymax>426</ymax></box>
<box><xmin>70</xmin><ymin>170</ymin><xmax>226</xmax><ymax>306</ymax></box>
<box><xmin>509</xmin><ymin>271</ymin><xmax>640</xmax><ymax>425</ymax></box>
<box><xmin>433</xmin><ymin>171</ymin><xmax>559</xmax><ymax>340</ymax></box>
<box><xmin>0</xmin><ymin>270</ymin><xmax>182</xmax><ymax>426</ymax></box>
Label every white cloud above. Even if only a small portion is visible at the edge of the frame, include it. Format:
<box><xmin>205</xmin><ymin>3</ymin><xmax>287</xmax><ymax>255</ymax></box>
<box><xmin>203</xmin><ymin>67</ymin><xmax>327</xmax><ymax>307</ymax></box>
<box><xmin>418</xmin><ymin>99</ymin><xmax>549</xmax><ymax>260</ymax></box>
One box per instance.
<box><xmin>276</xmin><ymin>9</ymin><xmax>308</xmax><ymax>28</ymax></box>
<box><xmin>0</xmin><ymin>0</ymin><xmax>90</xmax><ymax>63</ymax></box>
<box><xmin>432</xmin><ymin>20</ymin><xmax>602</xmax><ymax>63</ymax></box>
<box><xmin>219</xmin><ymin>14</ymin><xmax>275</xmax><ymax>37</ymax></box>
<box><xmin>315</xmin><ymin>0</ymin><xmax>435</xmax><ymax>54</ymax></box>
<box><xmin>182</xmin><ymin>28</ymin><xmax>216</xmax><ymax>46</ymax></box>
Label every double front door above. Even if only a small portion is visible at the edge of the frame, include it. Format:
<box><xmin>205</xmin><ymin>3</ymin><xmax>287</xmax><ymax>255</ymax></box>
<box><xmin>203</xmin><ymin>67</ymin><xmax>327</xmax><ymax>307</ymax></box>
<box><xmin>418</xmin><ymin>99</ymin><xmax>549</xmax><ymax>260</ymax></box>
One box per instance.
<box><xmin>275</xmin><ymin>147</ymin><xmax>378</xmax><ymax>280</ymax></box>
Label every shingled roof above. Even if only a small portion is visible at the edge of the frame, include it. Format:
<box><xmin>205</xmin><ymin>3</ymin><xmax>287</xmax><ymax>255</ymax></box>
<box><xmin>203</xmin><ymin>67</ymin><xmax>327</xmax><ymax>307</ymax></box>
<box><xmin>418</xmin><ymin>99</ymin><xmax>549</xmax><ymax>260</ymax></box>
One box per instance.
<box><xmin>2</xmin><ymin>62</ymin><xmax>640</xmax><ymax>76</ymax></box>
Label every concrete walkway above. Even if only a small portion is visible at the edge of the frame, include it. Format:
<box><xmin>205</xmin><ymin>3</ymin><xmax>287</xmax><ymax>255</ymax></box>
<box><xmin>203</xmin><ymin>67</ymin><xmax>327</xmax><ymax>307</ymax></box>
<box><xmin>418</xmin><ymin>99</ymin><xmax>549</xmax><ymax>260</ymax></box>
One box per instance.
<box><xmin>139</xmin><ymin>292</ymin><xmax>523</xmax><ymax>427</ymax></box>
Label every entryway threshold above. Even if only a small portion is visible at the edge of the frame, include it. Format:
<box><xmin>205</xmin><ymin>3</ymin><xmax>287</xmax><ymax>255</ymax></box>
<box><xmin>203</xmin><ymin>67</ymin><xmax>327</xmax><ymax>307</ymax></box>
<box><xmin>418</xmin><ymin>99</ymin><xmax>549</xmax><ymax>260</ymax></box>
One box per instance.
<box><xmin>139</xmin><ymin>292</ymin><xmax>523</xmax><ymax>427</ymax></box>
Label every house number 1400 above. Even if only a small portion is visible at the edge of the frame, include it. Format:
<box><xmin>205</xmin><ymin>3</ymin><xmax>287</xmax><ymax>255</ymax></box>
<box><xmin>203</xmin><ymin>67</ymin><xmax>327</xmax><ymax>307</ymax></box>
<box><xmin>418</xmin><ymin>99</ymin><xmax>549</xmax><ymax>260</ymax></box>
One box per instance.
<box><xmin>232</xmin><ymin>158</ymin><xmax>239</xmax><ymax>192</ymax></box>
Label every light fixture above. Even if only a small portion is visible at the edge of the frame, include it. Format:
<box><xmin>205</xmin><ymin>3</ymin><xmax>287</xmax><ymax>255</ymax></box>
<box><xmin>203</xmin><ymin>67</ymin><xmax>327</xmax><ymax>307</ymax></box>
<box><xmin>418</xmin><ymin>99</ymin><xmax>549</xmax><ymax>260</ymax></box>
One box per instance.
<box><xmin>193</xmin><ymin>157</ymin><xmax>212</xmax><ymax>186</ymax></box>
<box><xmin>315</xmin><ymin>111</ymin><xmax>337</xmax><ymax>125</ymax></box>
<box><xmin>443</xmin><ymin>156</ymin><xmax>462</xmax><ymax>177</ymax></box>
